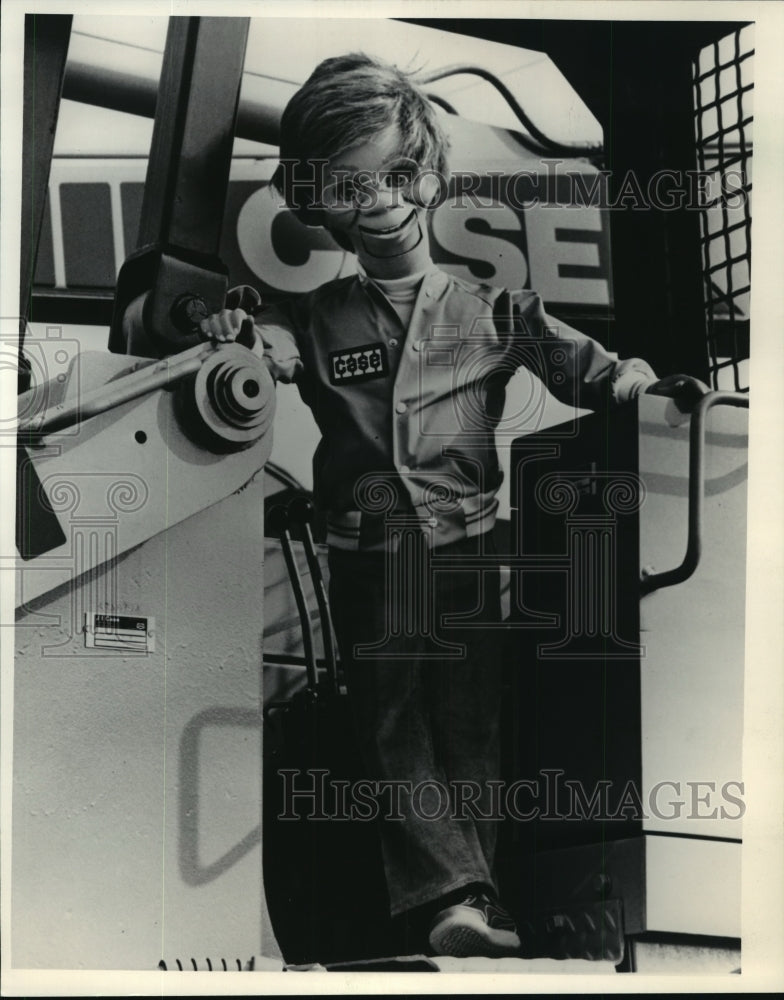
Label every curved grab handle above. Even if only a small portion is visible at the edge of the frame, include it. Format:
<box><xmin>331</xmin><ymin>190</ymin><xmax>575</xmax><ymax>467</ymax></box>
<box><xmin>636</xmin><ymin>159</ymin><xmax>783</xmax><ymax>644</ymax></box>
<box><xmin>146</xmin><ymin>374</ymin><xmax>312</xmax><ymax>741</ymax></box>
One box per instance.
<box><xmin>640</xmin><ymin>390</ymin><xmax>749</xmax><ymax>596</ymax></box>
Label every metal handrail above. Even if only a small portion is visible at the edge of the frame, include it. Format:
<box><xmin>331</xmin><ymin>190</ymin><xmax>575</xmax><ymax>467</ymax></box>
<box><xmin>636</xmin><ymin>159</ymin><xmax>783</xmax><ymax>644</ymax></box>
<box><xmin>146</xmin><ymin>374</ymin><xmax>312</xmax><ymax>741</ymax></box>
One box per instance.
<box><xmin>640</xmin><ymin>390</ymin><xmax>749</xmax><ymax>595</ymax></box>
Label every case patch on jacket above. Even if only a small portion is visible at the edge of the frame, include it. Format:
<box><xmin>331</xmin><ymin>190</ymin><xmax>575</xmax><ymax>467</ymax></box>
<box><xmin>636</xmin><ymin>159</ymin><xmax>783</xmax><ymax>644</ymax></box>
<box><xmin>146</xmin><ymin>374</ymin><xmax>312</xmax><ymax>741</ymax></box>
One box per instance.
<box><xmin>329</xmin><ymin>342</ymin><xmax>388</xmax><ymax>385</ymax></box>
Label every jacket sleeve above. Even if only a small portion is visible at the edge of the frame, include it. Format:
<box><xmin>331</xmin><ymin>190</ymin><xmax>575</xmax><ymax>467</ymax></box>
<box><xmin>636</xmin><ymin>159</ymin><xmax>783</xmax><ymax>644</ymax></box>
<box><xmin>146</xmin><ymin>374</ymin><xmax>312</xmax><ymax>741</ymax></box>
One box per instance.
<box><xmin>248</xmin><ymin>299</ymin><xmax>304</xmax><ymax>384</ymax></box>
<box><xmin>505</xmin><ymin>288</ymin><xmax>658</xmax><ymax>409</ymax></box>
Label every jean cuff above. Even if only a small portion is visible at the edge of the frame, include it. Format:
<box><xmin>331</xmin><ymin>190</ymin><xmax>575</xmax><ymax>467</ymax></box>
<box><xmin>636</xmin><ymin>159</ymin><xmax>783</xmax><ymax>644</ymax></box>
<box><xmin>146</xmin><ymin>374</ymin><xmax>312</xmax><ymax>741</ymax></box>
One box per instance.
<box><xmin>389</xmin><ymin>872</ymin><xmax>497</xmax><ymax>918</ymax></box>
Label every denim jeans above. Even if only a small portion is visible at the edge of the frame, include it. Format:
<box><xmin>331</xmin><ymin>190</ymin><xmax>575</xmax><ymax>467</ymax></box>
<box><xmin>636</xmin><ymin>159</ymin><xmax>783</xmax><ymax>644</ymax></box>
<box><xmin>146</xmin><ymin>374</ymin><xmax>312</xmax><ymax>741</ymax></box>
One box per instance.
<box><xmin>328</xmin><ymin>531</ymin><xmax>504</xmax><ymax>917</ymax></box>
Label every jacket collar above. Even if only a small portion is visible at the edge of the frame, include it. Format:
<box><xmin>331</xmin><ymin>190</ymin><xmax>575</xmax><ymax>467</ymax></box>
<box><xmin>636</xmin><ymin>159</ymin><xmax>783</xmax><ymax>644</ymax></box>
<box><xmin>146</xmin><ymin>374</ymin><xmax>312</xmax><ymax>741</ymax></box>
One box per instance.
<box><xmin>357</xmin><ymin>265</ymin><xmax>450</xmax><ymax>301</ymax></box>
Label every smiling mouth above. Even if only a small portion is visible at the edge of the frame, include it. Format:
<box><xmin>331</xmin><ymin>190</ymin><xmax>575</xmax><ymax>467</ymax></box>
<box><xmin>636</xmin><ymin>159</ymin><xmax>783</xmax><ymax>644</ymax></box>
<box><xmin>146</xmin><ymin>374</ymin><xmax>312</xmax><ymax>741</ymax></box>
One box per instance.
<box><xmin>359</xmin><ymin>209</ymin><xmax>417</xmax><ymax>237</ymax></box>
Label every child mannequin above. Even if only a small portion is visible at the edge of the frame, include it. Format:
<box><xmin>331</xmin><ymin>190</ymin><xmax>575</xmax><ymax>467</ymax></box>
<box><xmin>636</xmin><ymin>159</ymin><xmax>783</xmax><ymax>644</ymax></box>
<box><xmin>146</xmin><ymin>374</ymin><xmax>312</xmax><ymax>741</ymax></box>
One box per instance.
<box><xmin>201</xmin><ymin>53</ymin><xmax>707</xmax><ymax>957</ymax></box>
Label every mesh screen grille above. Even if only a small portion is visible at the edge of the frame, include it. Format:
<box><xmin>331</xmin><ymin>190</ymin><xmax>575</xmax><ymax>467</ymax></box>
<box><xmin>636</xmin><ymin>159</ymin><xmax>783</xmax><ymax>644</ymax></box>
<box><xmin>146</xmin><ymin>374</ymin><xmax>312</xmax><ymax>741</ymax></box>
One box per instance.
<box><xmin>693</xmin><ymin>25</ymin><xmax>753</xmax><ymax>392</ymax></box>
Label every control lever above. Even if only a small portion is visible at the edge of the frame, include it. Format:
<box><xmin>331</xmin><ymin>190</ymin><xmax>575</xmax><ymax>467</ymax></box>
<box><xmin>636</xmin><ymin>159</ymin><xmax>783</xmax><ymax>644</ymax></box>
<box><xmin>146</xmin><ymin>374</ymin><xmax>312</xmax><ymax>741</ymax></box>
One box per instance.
<box><xmin>267</xmin><ymin>503</ymin><xmax>318</xmax><ymax>691</ymax></box>
<box><xmin>288</xmin><ymin>497</ymin><xmax>339</xmax><ymax>695</ymax></box>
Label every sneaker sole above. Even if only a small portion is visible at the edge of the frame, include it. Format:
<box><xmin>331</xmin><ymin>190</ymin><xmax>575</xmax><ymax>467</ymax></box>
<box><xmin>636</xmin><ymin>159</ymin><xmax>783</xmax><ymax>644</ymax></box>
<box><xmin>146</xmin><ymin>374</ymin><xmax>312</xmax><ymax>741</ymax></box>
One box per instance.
<box><xmin>429</xmin><ymin>912</ymin><xmax>521</xmax><ymax>958</ymax></box>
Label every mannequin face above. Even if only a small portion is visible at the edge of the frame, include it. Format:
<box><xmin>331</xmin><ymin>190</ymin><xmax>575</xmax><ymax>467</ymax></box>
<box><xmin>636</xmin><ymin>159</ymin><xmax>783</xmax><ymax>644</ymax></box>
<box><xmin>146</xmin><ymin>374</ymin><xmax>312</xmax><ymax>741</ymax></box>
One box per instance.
<box><xmin>319</xmin><ymin>124</ymin><xmax>438</xmax><ymax>277</ymax></box>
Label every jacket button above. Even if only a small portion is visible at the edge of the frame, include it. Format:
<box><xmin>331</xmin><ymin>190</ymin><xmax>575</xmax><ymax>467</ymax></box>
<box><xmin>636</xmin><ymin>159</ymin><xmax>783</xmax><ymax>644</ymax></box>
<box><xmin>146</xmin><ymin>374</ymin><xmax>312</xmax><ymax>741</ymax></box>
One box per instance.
<box><xmin>427</xmin><ymin>517</ymin><xmax>438</xmax><ymax>527</ymax></box>
<box><xmin>399</xmin><ymin>465</ymin><xmax>410</xmax><ymax>474</ymax></box>
<box><xmin>412</xmin><ymin>340</ymin><xmax>421</xmax><ymax>352</ymax></box>
<box><xmin>395</xmin><ymin>401</ymin><xmax>408</xmax><ymax>414</ymax></box>
<box><xmin>389</xmin><ymin>338</ymin><xmax>398</xmax><ymax>348</ymax></box>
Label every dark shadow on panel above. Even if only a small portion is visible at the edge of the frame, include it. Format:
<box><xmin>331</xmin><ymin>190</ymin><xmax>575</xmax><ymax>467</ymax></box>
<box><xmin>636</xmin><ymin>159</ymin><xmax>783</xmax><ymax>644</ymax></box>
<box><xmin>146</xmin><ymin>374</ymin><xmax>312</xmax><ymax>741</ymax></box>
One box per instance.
<box><xmin>178</xmin><ymin>706</ymin><xmax>262</xmax><ymax>886</ymax></box>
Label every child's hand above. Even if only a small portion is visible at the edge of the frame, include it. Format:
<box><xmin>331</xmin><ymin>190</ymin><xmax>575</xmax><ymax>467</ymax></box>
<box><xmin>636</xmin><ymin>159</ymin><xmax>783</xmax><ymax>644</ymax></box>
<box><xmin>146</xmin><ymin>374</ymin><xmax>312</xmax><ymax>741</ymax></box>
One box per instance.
<box><xmin>199</xmin><ymin>307</ymin><xmax>252</xmax><ymax>344</ymax></box>
<box><xmin>199</xmin><ymin>285</ymin><xmax>262</xmax><ymax>347</ymax></box>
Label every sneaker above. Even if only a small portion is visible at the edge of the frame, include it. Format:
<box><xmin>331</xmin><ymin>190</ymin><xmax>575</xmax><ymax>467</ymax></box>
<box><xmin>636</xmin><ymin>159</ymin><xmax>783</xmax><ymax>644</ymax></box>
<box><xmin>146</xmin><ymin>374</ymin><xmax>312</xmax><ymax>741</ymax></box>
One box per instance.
<box><xmin>428</xmin><ymin>892</ymin><xmax>521</xmax><ymax>957</ymax></box>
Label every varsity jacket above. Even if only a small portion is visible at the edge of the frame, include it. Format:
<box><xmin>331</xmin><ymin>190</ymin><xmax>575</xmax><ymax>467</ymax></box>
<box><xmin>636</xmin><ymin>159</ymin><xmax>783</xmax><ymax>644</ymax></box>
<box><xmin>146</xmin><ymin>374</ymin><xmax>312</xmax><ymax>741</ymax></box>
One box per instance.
<box><xmin>253</xmin><ymin>267</ymin><xmax>656</xmax><ymax>551</ymax></box>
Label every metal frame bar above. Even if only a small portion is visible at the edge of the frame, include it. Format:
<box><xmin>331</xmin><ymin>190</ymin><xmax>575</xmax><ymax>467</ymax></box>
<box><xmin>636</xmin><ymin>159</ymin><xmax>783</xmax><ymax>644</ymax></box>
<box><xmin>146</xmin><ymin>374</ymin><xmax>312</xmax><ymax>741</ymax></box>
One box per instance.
<box><xmin>19</xmin><ymin>14</ymin><xmax>73</xmax><ymax>390</ymax></box>
<box><xmin>137</xmin><ymin>17</ymin><xmax>249</xmax><ymax>256</ymax></box>
<box><xmin>62</xmin><ymin>57</ymin><xmax>283</xmax><ymax>148</ymax></box>
<box><xmin>108</xmin><ymin>16</ymin><xmax>250</xmax><ymax>356</ymax></box>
